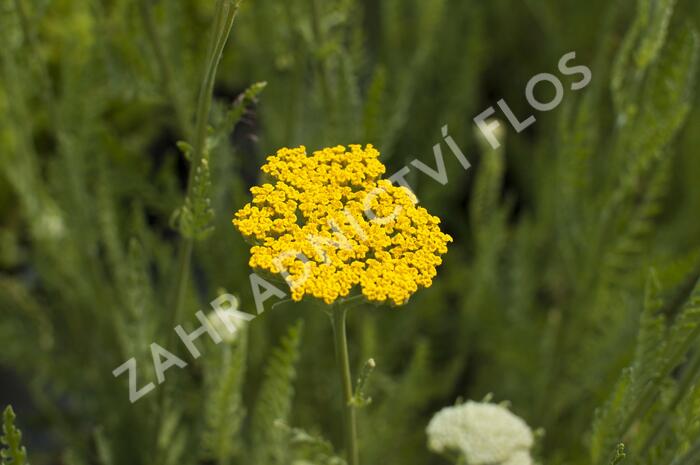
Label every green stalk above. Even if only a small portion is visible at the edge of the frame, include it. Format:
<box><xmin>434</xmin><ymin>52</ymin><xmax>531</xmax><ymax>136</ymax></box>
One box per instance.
<box><xmin>331</xmin><ymin>305</ymin><xmax>360</xmax><ymax>465</ymax></box>
<box><xmin>170</xmin><ymin>0</ymin><xmax>241</xmax><ymax>329</ymax></box>
<box><xmin>157</xmin><ymin>3</ymin><xmax>241</xmax><ymax>458</ymax></box>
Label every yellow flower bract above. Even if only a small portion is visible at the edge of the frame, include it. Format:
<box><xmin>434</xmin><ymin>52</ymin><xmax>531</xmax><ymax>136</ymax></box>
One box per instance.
<box><xmin>233</xmin><ymin>144</ymin><xmax>452</xmax><ymax>306</ymax></box>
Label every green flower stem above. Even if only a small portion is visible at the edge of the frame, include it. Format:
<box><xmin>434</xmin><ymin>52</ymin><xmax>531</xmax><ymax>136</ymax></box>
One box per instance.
<box><xmin>170</xmin><ymin>0</ymin><xmax>241</xmax><ymax>330</ymax></box>
<box><xmin>159</xmin><ymin>3</ymin><xmax>241</xmax><ymax>457</ymax></box>
<box><xmin>331</xmin><ymin>305</ymin><xmax>360</xmax><ymax>465</ymax></box>
<box><xmin>171</xmin><ymin>239</ymin><xmax>193</xmax><ymax>331</ymax></box>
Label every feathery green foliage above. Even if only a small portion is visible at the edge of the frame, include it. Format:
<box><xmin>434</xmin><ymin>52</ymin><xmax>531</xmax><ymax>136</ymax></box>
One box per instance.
<box><xmin>1</xmin><ymin>407</ymin><xmax>28</xmax><ymax>465</ymax></box>
<box><xmin>251</xmin><ymin>321</ymin><xmax>304</xmax><ymax>464</ymax></box>
<box><xmin>201</xmin><ymin>326</ymin><xmax>248</xmax><ymax>465</ymax></box>
<box><xmin>277</xmin><ymin>421</ymin><xmax>346</xmax><ymax>465</ymax></box>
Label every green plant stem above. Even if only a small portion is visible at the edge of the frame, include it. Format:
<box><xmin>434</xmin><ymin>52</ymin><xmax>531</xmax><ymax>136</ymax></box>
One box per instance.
<box><xmin>169</xmin><ymin>0</ymin><xmax>241</xmax><ymax>330</ymax></box>
<box><xmin>157</xmin><ymin>4</ymin><xmax>241</xmax><ymax>459</ymax></box>
<box><xmin>331</xmin><ymin>305</ymin><xmax>360</xmax><ymax>465</ymax></box>
<box><xmin>171</xmin><ymin>239</ymin><xmax>193</xmax><ymax>329</ymax></box>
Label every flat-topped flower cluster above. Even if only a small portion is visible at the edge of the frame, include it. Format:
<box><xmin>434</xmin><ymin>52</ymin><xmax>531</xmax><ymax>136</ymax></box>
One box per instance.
<box><xmin>427</xmin><ymin>400</ymin><xmax>535</xmax><ymax>465</ymax></box>
<box><xmin>233</xmin><ymin>144</ymin><xmax>452</xmax><ymax>305</ymax></box>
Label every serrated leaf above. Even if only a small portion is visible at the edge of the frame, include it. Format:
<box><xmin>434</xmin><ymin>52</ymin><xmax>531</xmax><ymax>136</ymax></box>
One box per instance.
<box><xmin>201</xmin><ymin>327</ymin><xmax>248</xmax><ymax>465</ymax></box>
<box><xmin>208</xmin><ymin>81</ymin><xmax>267</xmax><ymax>151</ymax></box>
<box><xmin>251</xmin><ymin>321</ymin><xmax>304</xmax><ymax>465</ymax></box>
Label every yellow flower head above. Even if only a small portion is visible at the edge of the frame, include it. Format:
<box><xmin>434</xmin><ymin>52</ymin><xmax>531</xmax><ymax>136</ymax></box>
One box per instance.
<box><xmin>233</xmin><ymin>144</ymin><xmax>452</xmax><ymax>306</ymax></box>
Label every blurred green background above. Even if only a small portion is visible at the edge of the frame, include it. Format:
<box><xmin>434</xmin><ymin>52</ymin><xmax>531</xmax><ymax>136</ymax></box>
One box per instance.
<box><xmin>2</xmin><ymin>1</ymin><xmax>700</xmax><ymax>464</ymax></box>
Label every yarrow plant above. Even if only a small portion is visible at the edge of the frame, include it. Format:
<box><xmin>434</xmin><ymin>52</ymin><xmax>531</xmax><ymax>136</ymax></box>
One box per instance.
<box><xmin>426</xmin><ymin>400</ymin><xmax>535</xmax><ymax>465</ymax></box>
<box><xmin>233</xmin><ymin>144</ymin><xmax>453</xmax><ymax>464</ymax></box>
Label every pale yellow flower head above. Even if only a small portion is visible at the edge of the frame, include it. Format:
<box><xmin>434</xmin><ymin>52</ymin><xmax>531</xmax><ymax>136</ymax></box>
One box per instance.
<box><xmin>233</xmin><ymin>144</ymin><xmax>452</xmax><ymax>305</ymax></box>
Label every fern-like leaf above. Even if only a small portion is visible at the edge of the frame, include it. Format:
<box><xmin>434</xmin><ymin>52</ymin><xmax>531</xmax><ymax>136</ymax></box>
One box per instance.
<box><xmin>209</xmin><ymin>81</ymin><xmax>267</xmax><ymax>151</ymax></box>
<box><xmin>250</xmin><ymin>320</ymin><xmax>304</xmax><ymax>465</ymax></box>
<box><xmin>177</xmin><ymin>157</ymin><xmax>215</xmax><ymax>240</ymax></box>
<box><xmin>201</xmin><ymin>327</ymin><xmax>249</xmax><ymax>465</ymax></box>
<box><xmin>1</xmin><ymin>406</ymin><xmax>28</xmax><ymax>465</ymax></box>
<box><xmin>275</xmin><ymin>421</ymin><xmax>346</xmax><ymax>465</ymax></box>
